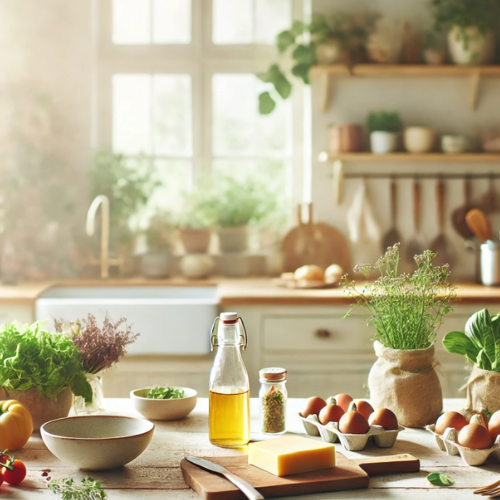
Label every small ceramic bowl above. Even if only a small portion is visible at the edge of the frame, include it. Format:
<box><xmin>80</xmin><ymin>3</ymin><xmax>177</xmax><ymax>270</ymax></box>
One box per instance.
<box><xmin>130</xmin><ymin>387</ymin><xmax>198</xmax><ymax>421</ymax></box>
<box><xmin>41</xmin><ymin>415</ymin><xmax>154</xmax><ymax>471</ymax></box>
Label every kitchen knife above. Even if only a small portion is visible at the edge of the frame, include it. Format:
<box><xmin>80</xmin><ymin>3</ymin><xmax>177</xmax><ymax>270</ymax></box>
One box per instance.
<box><xmin>185</xmin><ymin>456</ymin><xmax>264</xmax><ymax>500</ymax></box>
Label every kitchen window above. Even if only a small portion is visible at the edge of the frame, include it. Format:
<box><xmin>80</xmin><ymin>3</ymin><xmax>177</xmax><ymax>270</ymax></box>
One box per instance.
<box><xmin>95</xmin><ymin>0</ymin><xmax>305</xmax><ymax>215</ymax></box>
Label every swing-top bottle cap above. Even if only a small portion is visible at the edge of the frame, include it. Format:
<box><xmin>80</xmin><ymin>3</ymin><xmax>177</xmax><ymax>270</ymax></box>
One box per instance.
<box><xmin>220</xmin><ymin>312</ymin><xmax>238</xmax><ymax>322</ymax></box>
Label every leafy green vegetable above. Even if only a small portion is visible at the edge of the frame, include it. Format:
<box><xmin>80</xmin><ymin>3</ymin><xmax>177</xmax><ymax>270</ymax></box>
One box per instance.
<box><xmin>443</xmin><ymin>309</ymin><xmax>500</xmax><ymax>371</ymax></box>
<box><xmin>427</xmin><ymin>472</ymin><xmax>454</xmax><ymax>486</ymax></box>
<box><xmin>47</xmin><ymin>477</ymin><xmax>106</xmax><ymax>500</ymax></box>
<box><xmin>367</xmin><ymin>111</ymin><xmax>402</xmax><ymax>133</ymax></box>
<box><xmin>0</xmin><ymin>321</ymin><xmax>92</xmax><ymax>401</ymax></box>
<box><xmin>147</xmin><ymin>386</ymin><xmax>185</xmax><ymax>400</ymax></box>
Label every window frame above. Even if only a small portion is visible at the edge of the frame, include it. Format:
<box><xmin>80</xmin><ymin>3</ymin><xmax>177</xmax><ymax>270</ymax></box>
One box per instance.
<box><xmin>94</xmin><ymin>0</ymin><xmax>306</xmax><ymax>206</ymax></box>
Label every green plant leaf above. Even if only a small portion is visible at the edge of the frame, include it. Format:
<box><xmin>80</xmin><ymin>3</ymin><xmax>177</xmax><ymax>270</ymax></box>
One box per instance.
<box><xmin>291</xmin><ymin>63</ymin><xmax>310</xmax><ymax>84</ymax></box>
<box><xmin>276</xmin><ymin>30</ymin><xmax>295</xmax><ymax>53</ymax></box>
<box><xmin>71</xmin><ymin>371</ymin><xmax>93</xmax><ymax>402</ymax></box>
<box><xmin>258</xmin><ymin>92</ymin><xmax>276</xmax><ymax>115</ymax></box>
<box><xmin>266</xmin><ymin>65</ymin><xmax>292</xmax><ymax>99</ymax></box>
<box><xmin>427</xmin><ymin>472</ymin><xmax>454</xmax><ymax>487</ymax></box>
<box><xmin>443</xmin><ymin>331</ymin><xmax>480</xmax><ymax>364</ymax></box>
<box><xmin>290</xmin><ymin>20</ymin><xmax>304</xmax><ymax>37</ymax></box>
<box><xmin>292</xmin><ymin>44</ymin><xmax>316</xmax><ymax>65</ymax></box>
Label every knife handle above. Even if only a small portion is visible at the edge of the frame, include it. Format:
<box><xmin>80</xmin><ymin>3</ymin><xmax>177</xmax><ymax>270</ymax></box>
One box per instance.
<box><xmin>222</xmin><ymin>472</ymin><xmax>264</xmax><ymax>500</ymax></box>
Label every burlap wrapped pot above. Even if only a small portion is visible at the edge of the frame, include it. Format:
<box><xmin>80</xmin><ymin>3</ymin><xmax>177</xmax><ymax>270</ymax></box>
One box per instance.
<box><xmin>467</xmin><ymin>365</ymin><xmax>500</xmax><ymax>414</ymax></box>
<box><xmin>368</xmin><ymin>341</ymin><xmax>443</xmax><ymax>428</ymax></box>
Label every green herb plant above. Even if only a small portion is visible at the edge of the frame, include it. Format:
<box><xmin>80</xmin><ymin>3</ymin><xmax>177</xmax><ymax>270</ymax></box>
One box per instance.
<box><xmin>145</xmin><ymin>215</ymin><xmax>173</xmax><ymax>252</ymax></box>
<box><xmin>427</xmin><ymin>472</ymin><xmax>454</xmax><ymax>487</ymax></box>
<box><xmin>367</xmin><ymin>112</ymin><xmax>402</xmax><ymax>133</ymax></box>
<box><xmin>0</xmin><ymin>322</ymin><xmax>92</xmax><ymax>401</ymax></box>
<box><xmin>258</xmin><ymin>13</ymin><xmax>376</xmax><ymax>114</ymax></box>
<box><xmin>178</xmin><ymin>181</ymin><xmax>219</xmax><ymax>230</ymax></box>
<box><xmin>343</xmin><ymin>244</ymin><xmax>456</xmax><ymax>350</ymax></box>
<box><xmin>47</xmin><ymin>477</ymin><xmax>106</xmax><ymax>500</ymax></box>
<box><xmin>431</xmin><ymin>0</ymin><xmax>500</xmax><ymax>50</ymax></box>
<box><xmin>443</xmin><ymin>309</ymin><xmax>500</xmax><ymax>371</ymax></box>
<box><xmin>147</xmin><ymin>386</ymin><xmax>185</xmax><ymax>400</ymax></box>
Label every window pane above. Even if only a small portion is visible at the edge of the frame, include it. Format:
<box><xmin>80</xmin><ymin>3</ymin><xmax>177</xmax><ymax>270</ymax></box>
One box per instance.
<box><xmin>212</xmin><ymin>0</ymin><xmax>252</xmax><ymax>44</ymax></box>
<box><xmin>153</xmin><ymin>75</ymin><xmax>192</xmax><ymax>156</ymax></box>
<box><xmin>113</xmin><ymin>0</ymin><xmax>150</xmax><ymax>44</ymax></box>
<box><xmin>255</xmin><ymin>0</ymin><xmax>291</xmax><ymax>44</ymax></box>
<box><xmin>153</xmin><ymin>0</ymin><xmax>191</xmax><ymax>44</ymax></box>
<box><xmin>213</xmin><ymin>74</ymin><xmax>291</xmax><ymax>156</ymax></box>
<box><xmin>113</xmin><ymin>75</ymin><xmax>151</xmax><ymax>154</ymax></box>
<box><xmin>213</xmin><ymin>158</ymin><xmax>287</xmax><ymax>188</ymax></box>
<box><xmin>149</xmin><ymin>159</ymin><xmax>192</xmax><ymax>213</ymax></box>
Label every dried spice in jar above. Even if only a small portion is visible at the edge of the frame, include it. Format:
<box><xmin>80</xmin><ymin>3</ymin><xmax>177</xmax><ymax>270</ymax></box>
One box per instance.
<box><xmin>259</xmin><ymin>367</ymin><xmax>287</xmax><ymax>434</ymax></box>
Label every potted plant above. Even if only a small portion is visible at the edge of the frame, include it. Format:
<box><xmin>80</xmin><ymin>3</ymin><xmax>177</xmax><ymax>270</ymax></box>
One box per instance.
<box><xmin>141</xmin><ymin>215</ymin><xmax>173</xmax><ymax>278</ymax></box>
<box><xmin>0</xmin><ymin>321</ymin><xmax>92</xmax><ymax>430</ymax></box>
<box><xmin>431</xmin><ymin>0</ymin><xmax>500</xmax><ymax>65</ymax></box>
<box><xmin>343</xmin><ymin>244</ymin><xmax>456</xmax><ymax>427</ymax></box>
<box><xmin>55</xmin><ymin>314</ymin><xmax>139</xmax><ymax>415</ymax></box>
<box><xmin>367</xmin><ymin>111</ymin><xmax>402</xmax><ymax>154</ymax></box>
<box><xmin>178</xmin><ymin>183</ymin><xmax>218</xmax><ymax>254</ymax></box>
<box><xmin>443</xmin><ymin>309</ymin><xmax>500</xmax><ymax>414</ymax></box>
<box><xmin>258</xmin><ymin>13</ymin><xmax>376</xmax><ymax>114</ymax></box>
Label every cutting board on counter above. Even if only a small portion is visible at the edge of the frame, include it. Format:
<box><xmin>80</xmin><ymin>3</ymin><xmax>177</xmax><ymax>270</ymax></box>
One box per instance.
<box><xmin>281</xmin><ymin>203</ymin><xmax>350</xmax><ymax>273</ymax></box>
<box><xmin>181</xmin><ymin>452</ymin><xmax>419</xmax><ymax>500</ymax></box>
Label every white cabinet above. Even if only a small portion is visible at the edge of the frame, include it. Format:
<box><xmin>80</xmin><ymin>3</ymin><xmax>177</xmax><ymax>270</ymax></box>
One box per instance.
<box><xmin>0</xmin><ymin>303</ymin><xmax>34</xmax><ymax>325</ymax></box>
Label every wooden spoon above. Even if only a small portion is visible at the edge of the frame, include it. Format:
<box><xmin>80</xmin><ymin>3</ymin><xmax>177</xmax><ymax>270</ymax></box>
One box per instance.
<box><xmin>381</xmin><ymin>178</ymin><xmax>402</xmax><ymax>251</ymax></box>
<box><xmin>430</xmin><ymin>179</ymin><xmax>455</xmax><ymax>267</ymax></box>
<box><xmin>406</xmin><ymin>179</ymin><xmax>425</xmax><ymax>262</ymax></box>
<box><xmin>466</xmin><ymin>208</ymin><xmax>493</xmax><ymax>242</ymax></box>
<box><xmin>451</xmin><ymin>177</ymin><xmax>477</xmax><ymax>239</ymax></box>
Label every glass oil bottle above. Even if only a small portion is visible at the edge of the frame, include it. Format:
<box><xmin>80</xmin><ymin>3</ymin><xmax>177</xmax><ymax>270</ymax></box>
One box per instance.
<box><xmin>209</xmin><ymin>312</ymin><xmax>250</xmax><ymax>448</ymax></box>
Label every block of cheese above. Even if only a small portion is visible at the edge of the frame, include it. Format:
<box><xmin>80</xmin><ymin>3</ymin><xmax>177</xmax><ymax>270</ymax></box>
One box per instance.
<box><xmin>248</xmin><ymin>435</ymin><xmax>336</xmax><ymax>477</ymax></box>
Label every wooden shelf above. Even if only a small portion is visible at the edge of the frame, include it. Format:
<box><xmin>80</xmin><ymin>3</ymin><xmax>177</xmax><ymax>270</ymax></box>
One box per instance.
<box><xmin>324</xmin><ymin>153</ymin><xmax>500</xmax><ymax>163</ymax></box>
<box><xmin>310</xmin><ymin>64</ymin><xmax>500</xmax><ymax>111</ymax></box>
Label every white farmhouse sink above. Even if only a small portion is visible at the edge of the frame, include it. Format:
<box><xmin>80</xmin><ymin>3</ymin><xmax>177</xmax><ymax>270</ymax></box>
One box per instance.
<box><xmin>35</xmin><ymin>287</ymin><xmax>218</xmax><ymax>355</ymax></box>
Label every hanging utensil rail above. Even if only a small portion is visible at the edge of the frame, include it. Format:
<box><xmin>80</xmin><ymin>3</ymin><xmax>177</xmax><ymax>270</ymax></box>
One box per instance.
<box><xmin>342</xmin><ymin>173</ymin><xmax>500</xmax><ymax>180</ymax></box>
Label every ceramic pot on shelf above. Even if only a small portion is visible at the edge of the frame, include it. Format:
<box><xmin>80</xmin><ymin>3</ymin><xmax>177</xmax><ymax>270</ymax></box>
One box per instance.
<box><xmin>329</xmin><ymin>124</ymin><xmax>362</xmax><ymax>154</ymax></box>
<box><xmin>179</xmin><ymin>228</ymin><xmax>211</xmax><ymax>254</ymax></box>
<box><xmin>217</xmin><ymin>226</ymin><xmax>248</xmax><ymax>254</ymax></box>
<box><xmin>141</xmin><ymin>251</ymin><xmax>171</xmax><ymax>278</ymax></box>
<box><xmin>316</xmin><ymin>40</ymin><xmax>344</xmax><ymax>64</ymax></box>
<box><xmin>404</xmin><ymin>127</ymin><xmax>436</xmax><ymax>153</ymax></box>
<box><xmin>180</xmin><ymin>254</ymin><xmax>214</xmax><ymax>279</ymax></box>
<box><xmin>368</xmin><ymin>341</ymin><xmax>443</xmax><ymax>428</ymax></box>
<box><xmin>447</xmin><ymin>27</ymin><xmax>495</xmax><ymax>65</ymax></box>
<box><xmin>370</xmin><ymin>131</ymin><xmax>399</xmax><ymax>154</ymax></box>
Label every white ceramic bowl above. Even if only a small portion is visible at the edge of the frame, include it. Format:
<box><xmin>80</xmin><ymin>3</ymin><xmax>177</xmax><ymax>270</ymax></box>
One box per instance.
<box><xmin>41</xmin><ymin>415</ymin><xmax>154</xmax><ymax>471</ymax></box>
<box><xmin>130</xmin><ymin>387</ymin><xmax>198</xmax><ymax>421</ymax></box>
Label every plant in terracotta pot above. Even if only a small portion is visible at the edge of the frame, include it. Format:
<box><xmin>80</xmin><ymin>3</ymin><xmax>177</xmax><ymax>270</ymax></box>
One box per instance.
<box><xmin>141</xmin><ymin>214</ymin><xmax>173</xmax><ymax>278</ymax></box>
<box><xmin>343</xmin><ymin>244</ymin><xmax>456</xmax><ymax>428</ymax></box>
<box><xmin>367</xmin><ymin>111</ymin><xmax>402</xmax><ymax>154</ymax></box>
<box><xmin>55</xmin><ymin>313</ymin><xmax>139</xmax><ymax>415</ymax></box>
<box><xmin>431</xmin><ymin>0</ymin><xmax>500</xmax><ymax>65</ymax></box>
<box><xmin>0</xmin><ymin>321</ymin><xmax>92</xmax><ymax>431</ymax></box>
<box><xmin>443</xmin><ymin>308</ymin><xmax>500</xmax><ymax>414</ymax></box>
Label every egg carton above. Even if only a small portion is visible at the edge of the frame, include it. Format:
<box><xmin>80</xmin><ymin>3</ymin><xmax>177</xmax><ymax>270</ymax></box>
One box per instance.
<box><xmin>425</xmin><ymin>424</ymin><xmax>500</xmax><ymax>466</ymax></box>
<box><xmin>299</xmin><ymin>413</ymin><xmax>404</xmax><ymax>452</ymax></box>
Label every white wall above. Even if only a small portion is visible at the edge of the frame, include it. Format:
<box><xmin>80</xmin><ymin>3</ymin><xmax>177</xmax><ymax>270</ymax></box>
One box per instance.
<box><xmin>310</xmin><ymin>0</ymin><xmax>500</xmax><ymax>280</ymax></box>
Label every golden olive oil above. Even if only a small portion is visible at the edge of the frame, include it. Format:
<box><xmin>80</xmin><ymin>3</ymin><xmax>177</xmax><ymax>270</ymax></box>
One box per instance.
<box><xmin>209</xmin><ymin>389</ymin><xmax>250</xmax><ymax>448</ymax></box>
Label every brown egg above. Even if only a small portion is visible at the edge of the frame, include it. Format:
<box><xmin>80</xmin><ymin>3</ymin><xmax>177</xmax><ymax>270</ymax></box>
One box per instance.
<box><xmin>488</xmin><ymin>411</ymin><xmax>500</xmax><ymax>441</ymax></box>
<box><xmin>302</xmin><ymin>396</ymin><xmax>327</xmax><ymax>418</ymax></box>
<box><xmin>369</xmin><ymin>408</ymin><xmax>399</xmax><ymax>430</ymax></box>
<box><xmin>435</xmin><ymin>411</ymin><xmax>467</xmax><ymax>435</ymax></box>
<box><xmin>458</xmin><ymin>423</ymin><xmax>492</xmax><ymax>449</ymax></box>
<box><xmin>333</xmin><ymin>394</ymin><xmax>353</xmax><ymax>412</ymax></box>
<box><xmin>339</xmin><ymin>410</ymin><xmax>370</xmax><ymax>434</ymax></box>
<box><xmin>319</xmin><ymin>404</ymin><xmax>345</xmax><ymax>425</ymax></box>
<box><xmin>352</xmin><ymin>400</ymin><xmax>374</xmax><ymax>420</ymax></box>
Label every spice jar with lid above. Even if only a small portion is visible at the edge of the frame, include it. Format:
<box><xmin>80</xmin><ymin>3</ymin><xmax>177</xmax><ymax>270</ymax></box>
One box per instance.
<box><xmin>259</xmin><ymin>367</ymin><xmax>287</xmax><ymax>435</ymax></box>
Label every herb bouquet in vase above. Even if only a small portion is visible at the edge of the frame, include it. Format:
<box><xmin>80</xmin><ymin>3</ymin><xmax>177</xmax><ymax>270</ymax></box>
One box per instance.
<box><xmin>343</xmin><ymin>245</ymin><xmax>456</xmax><ymax>428</ymax></box>
<box><xmin>56</xmin><ymin>314</ymin><xmax>139</xmax><ymax>414</ymax></box>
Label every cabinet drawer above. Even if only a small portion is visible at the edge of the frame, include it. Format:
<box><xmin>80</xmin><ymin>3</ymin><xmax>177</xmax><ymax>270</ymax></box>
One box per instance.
<box><xmin>262</xmin><ymin>316</ymin><xmax>372</xmax><ymax>353</ymax></box>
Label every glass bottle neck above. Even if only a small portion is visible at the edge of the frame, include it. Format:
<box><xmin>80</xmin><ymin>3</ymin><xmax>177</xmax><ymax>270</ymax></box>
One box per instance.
<box><xmin>218</xmin><ymin>322</ymin><xmax>243</xmax><ymax>347</ymax></box>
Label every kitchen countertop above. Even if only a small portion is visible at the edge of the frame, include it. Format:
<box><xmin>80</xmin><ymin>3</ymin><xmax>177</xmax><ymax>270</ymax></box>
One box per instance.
<box><xmin>11</xmin><ymin>398</ymin><xmax>498</xmax><ymax>499</ymax></box>
<box><xmin>3</xmin><ymin>278</ymin><xmax>500</xmax><ymax>306</ymax></box>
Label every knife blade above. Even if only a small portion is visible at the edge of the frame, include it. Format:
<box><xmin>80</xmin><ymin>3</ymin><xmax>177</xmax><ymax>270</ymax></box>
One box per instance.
<box><xmin>185</xmin><ymin>456</ymin><xmax>264</xmax><ymax>500</ymax></box>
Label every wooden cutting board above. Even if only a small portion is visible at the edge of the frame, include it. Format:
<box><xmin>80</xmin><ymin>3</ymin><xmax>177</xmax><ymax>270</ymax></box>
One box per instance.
<box><xmin>281</xmin><ymin>203</ymin><xmax>350</xmax><ymax>273</ymax></box>
<box><xmin>180</xmin><ymin>452</ymin><xmax>419</xmax><ymax>500</ymax></box>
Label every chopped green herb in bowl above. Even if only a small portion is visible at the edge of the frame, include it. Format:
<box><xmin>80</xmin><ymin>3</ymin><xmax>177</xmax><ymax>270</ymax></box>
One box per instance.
<box><xmin>147</xmin><ymin>386</ymin><xmax>185</xmax><ymax>400</ymax></box>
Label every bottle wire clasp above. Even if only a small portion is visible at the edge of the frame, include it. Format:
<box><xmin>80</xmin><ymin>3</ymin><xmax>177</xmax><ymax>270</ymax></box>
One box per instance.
<box><xmin>210</xmin><ymin>316</ymin><xmax>248</xmax><ymax>351</ymax></box>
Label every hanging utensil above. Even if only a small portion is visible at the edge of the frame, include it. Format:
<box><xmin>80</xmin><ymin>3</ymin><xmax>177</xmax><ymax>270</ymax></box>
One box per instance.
<box><xmin>430</xmin><ymin>179</ymin><xmax>455</xmax><ymax>267</ymax></box>
<box><xmin>406</xmin><ymin>179</ymin><xmax>425</xmax><ymax>262</ymax></box>
<box><xmin>466</xmin><ymin>208</ymin><xmax>493</xmax><ymax>242</ymax></box>
<box><xmin>381</xmin><ymin>177</ymin><xmax>402</xmax><ymax>251</ymax></box>
<box><xmin>482</xmin><ymin>174</ymin><xmax>499</xmax><ymax>214</ymax></box>
<box><xmin>452</xmin><ymin>177</ymin><xmax>478</xmax><ymax>239</ymax></box>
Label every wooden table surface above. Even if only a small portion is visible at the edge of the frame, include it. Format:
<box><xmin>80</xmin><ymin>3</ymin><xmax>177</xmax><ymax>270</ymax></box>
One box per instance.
<box><xmin>9</xmin><ymin>398</ymin><xmax>500</xmax><ymax>499</ymax></box>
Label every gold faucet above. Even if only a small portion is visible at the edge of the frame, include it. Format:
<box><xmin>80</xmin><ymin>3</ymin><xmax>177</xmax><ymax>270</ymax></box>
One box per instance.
<box><xmin>86</xmin><ymin>195</ymin><xmax>123</xmax><ymax>278</ymax></box>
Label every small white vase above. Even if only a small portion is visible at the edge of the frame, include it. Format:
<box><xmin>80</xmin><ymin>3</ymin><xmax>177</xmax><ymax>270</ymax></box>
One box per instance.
<box><xmin>180</xmin><ymin>254</ymin><xmax>214</xmax><ymax>279</ymax></box>
<box><xmin>370</xmin><ymin>131</ymin><xmax>399</xmax><ymax>154</ymax></box>
<box><xmin>448</xmin><ymin>27</ymin><xmax>495</xmax><ymax>65</ymax></box>
<box><xmin>404</xmin><ymin>127</ymin><xmax>436</xmax><ymax>153</ymax></box>
<box><xmin>217</xmin><ymin>227</ymin><xmax>248</xmax><ymax>254</ymax></box>
<box><xmin>73</xmin><ymin>373</ymin><xmax>104</xmax><ymax>415</ymax></box>
<box><xmin>316</xmin><ymin>40</ymin><xmax>343</xmax><ymax>64</ymax></box>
